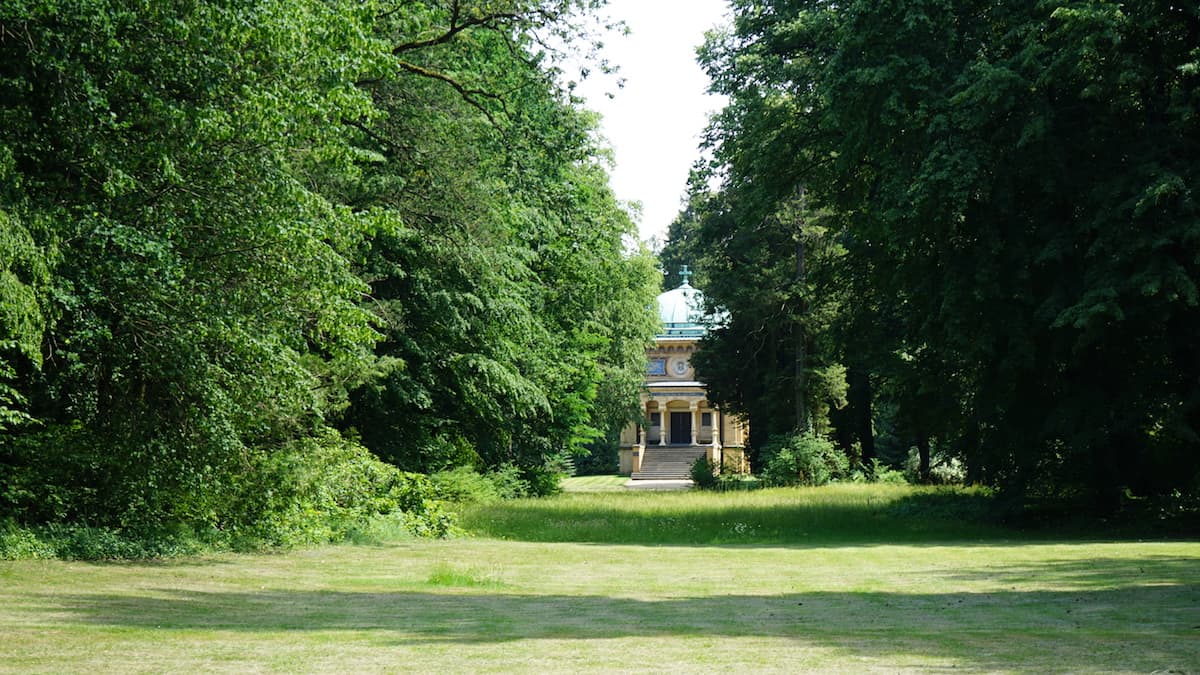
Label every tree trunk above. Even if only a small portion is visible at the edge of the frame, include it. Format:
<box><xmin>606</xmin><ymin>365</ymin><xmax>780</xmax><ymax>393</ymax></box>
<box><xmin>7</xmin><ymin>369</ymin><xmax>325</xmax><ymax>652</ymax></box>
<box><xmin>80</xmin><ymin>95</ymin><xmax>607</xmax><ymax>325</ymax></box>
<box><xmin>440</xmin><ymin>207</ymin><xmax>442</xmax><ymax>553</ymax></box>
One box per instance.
<box><xmin>1092</xmin><ymin>431</ymin><xmax>1126</xmax><ymax>515</ymax></box>
<box><xmin>848</xmin><ymin>365</ymin><xmax>874</xmax><ymax>467</ymax></box>
<box><xmin>793</xmin><ymin>192</ymin><xmax>808</xmax><ymax>434</ymax></box>
<box><xmin>917</xmin><ymin>435</ymin><xmax>931</xmax><ymax>484</ymax></box>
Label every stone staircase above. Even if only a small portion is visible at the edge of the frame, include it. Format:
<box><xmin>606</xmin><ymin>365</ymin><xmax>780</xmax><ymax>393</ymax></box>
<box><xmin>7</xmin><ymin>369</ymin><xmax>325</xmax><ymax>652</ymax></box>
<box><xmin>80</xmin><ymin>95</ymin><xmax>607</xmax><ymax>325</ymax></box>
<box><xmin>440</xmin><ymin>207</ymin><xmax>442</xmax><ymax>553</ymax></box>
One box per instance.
<box><xmin>632</xmin><ymin>445</ymin><xmax>709</xmax><ymax>480</ymax></box>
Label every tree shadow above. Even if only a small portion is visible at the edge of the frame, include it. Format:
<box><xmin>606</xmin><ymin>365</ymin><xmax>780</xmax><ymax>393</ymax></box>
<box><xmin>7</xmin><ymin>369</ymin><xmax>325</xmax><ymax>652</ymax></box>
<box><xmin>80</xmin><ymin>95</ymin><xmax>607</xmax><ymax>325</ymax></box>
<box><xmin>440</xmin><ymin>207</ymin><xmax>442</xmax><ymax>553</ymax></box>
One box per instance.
<box><xmin>33</xmin><ymin>568</ymin><xmax>1200</xmax><ymax>671</ymax></box>
<box><xmin>941</xmin><ymin>555</ymin><xmax>1200</xmax><ymax>589</ymax></box>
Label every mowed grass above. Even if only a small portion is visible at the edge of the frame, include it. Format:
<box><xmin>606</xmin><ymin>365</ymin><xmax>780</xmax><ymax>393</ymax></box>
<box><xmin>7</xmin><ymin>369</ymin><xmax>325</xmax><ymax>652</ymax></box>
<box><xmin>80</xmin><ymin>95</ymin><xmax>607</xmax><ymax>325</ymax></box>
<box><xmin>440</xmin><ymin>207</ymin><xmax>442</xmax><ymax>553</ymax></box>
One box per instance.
<box><xmin>2</xmin><ymin>484</ymin><xmax>1198</xmax><ymax>673</ymax></box>
<box><xmin>559</xmin><ymin>474</ymin><xmax>630</xmax><ymax>492</ymax></box>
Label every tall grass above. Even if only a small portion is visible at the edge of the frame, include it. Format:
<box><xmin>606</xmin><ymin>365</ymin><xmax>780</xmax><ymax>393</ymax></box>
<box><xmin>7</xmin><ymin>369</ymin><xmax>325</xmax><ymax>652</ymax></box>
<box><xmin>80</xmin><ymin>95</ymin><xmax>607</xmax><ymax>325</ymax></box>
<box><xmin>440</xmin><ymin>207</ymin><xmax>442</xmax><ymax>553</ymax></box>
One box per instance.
<box><xmin>458</xmin><ymin>483</ymin><xmax>1007</xmax><ymax>545</ymax></box>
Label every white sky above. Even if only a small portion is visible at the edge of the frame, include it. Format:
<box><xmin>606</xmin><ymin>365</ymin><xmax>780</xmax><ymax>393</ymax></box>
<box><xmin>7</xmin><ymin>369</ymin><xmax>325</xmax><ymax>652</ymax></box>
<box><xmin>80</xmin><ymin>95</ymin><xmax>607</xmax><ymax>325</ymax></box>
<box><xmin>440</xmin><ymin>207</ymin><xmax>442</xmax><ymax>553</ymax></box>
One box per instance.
<box><xmin>574</xmin><ymin>0</ymin><xmax>730</xmax><ymax>244</ymax></box>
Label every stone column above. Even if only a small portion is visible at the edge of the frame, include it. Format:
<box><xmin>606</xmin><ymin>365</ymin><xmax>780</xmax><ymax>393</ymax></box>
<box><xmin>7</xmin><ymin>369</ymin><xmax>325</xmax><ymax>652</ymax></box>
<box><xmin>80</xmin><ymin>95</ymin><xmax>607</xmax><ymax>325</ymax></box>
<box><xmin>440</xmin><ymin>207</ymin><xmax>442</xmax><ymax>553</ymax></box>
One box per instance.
<box><xmin>690</xmin><ymin>402</ymin><xmax>699</xmax><ymax>446</ymax></box>
<box><xmin>658</xmin><ymin>404</ymin><xmax>667</xmax><ymax>446</ymax></box>
<box><xmin>711</xmin><ymin>406</ymin><xmax>719</xmax><ymax>447</ymax></box>
<box><xmin>710</xmin><ymin>405</ymin><xmax>721</xmax><ymax>471</ymax></box>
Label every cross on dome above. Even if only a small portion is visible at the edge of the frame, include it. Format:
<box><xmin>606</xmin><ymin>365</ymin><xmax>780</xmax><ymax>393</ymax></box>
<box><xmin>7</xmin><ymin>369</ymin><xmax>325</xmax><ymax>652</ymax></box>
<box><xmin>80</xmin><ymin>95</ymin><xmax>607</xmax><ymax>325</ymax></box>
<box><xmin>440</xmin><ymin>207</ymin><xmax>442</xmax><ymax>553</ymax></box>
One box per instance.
<box><xmin>679</xmin><ymin>264</ymin><xmax>692</xmax><ymax>287</ymax></box>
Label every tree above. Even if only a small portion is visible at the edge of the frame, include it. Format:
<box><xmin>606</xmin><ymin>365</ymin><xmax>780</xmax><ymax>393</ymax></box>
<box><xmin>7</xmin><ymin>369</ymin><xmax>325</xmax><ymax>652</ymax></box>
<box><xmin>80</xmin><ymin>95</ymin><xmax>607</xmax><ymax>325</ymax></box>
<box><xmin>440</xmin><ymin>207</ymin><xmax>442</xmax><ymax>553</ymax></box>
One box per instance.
<box><xmin>0</xmin><ymin>0</ymin><xmax>384</xmax><ymax>528</ymax></box>
<box><xmin>665</xmin><ymin>186</ymin><xmax>848</xmax><ymax>470</ymax></box>
<box><xmin>699</xmin><ymin>0</ymin><xmax>1200</xmax><ymax>506</ymax></box>
<box><xmin>0</xmin><ymin>198</ymin><xmax>50</xmax><ymax>431</ymax></box>
<box><xmin>0</xmin><ymin>0</ymin><xmax>656</xmax><ymax>531</ymax></box>
<box><xmin>336</xmin><ymin>0</ymin><xmax>659</xmax><ymax>486</ymax></box>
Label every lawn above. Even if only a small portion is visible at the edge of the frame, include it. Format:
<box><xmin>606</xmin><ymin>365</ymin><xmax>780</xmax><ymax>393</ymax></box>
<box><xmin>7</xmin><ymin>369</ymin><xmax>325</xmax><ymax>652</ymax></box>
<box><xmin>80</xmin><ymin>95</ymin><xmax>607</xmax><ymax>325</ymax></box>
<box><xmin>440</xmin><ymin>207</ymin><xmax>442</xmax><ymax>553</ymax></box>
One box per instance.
<box><xmin>2</xmin><ymin>484</ymin><xmax>1197</xmax><ymax>673</ymax></box>
<box><xmin>559</xmin><ymin>474</ymin><xmax>630</xmax><ymax>492</ymax></box>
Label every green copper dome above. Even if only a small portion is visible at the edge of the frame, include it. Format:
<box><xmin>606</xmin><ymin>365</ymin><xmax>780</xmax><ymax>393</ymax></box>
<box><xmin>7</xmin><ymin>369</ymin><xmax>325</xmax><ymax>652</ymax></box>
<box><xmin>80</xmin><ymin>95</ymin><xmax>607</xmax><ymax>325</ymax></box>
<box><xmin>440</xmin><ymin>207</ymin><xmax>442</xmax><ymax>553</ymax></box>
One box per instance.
<box><xmin>657</xmin><ymin>279</ymin><xmax>706</xmax><ymax>338</ymax></box>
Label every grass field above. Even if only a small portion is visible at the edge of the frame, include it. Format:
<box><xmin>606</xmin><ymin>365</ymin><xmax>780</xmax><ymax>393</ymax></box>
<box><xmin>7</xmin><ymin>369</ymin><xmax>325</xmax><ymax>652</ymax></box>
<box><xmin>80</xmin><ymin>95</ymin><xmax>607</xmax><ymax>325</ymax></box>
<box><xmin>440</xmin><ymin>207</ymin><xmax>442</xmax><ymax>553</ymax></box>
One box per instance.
<box><xmin>559</xmin><ymin>474</ymin><xmax>630</xmax><ymax>492</ymax></box>
<box><xmin>2</xmin><ymin>484</ymin><xmax>1197</xmax><ymax>673</ymax></box>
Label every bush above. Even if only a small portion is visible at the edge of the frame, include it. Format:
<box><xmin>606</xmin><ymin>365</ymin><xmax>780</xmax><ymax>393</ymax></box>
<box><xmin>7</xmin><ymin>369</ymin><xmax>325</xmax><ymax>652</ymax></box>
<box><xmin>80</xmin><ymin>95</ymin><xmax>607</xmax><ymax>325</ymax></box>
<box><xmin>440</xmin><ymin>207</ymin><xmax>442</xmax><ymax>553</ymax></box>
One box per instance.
<box><xmin>0</xmin><ymin>520</ymin><xmax>55</xmax><ymax>559</ymax></box>
<box><xmin>431</xmin><ymin>466</ymin><xmax>503</xmax><ymax>504</ymax></box>
<box><xmin>487</xmin><ymin>464</ymin><xmax>532</xmax><ymax>500</ymax></box>
<box><xmin>256</xmin><ymin>432</ymin><xmax>455</xmax><ymax>545</ymax></box>
<box><xmin>871</xmin><ymin>458</ymin><xmax>910</xmax><ymax>485</ymax></box>
<box><xmin>523</xmin><ymin>464</ymin><xmax>565</xmax><ymax>497</ymax></box>
<box><xmin>903</xmin><ymin>446</ymin><xmax>967</xmax><ymax>485</ymax></box>
<box><xmin>759</xmin><ymin>432</ymin><xmax>849</xmax><ymax>487</ymax></box>
<box><xmin>0</xmin><ymin>431</ymin><xmax>457</xmax><ymax>559</ymax></box>
<box><xmin>0</xmin><ymin>519</ymin><xmax>216</xmax><ymax>561</ymax></box>
<box><xmin>575</xmin><ymin>436</ymin><xmax>620</xmax><ymax>475</ymax></box>
<box><xmin>690</xmin><ymin>455</ymin><xmax>719</xmax><ymax>490</ymax></box>
<box><xmin>431</xmin><ymin>464</ymin><xmax>532</xmax><ymax>504</ymax></box>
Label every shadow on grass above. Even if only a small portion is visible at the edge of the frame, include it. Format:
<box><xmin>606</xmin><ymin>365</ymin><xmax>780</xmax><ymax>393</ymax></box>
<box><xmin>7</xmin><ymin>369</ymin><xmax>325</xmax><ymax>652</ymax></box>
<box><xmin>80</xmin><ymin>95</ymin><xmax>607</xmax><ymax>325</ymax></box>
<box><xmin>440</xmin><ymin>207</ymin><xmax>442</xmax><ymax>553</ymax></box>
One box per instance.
<box><xmin>940</xmin><ymin>554</ymin><xmax>1200</xmax><ymax>588</ymax></box>
<box><xmin>35</xmin><ymin>570</ymin><xmax>1200</xmax><ymax>671</ymax></box>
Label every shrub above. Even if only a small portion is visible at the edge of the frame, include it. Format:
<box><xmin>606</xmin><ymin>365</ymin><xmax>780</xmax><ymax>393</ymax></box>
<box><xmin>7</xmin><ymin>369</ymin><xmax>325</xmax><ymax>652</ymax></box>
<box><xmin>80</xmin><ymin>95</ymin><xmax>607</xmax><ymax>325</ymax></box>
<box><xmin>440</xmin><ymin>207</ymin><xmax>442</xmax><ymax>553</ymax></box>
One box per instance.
<box><xmin>760</xmin><ymin>432</ymin><xmax>849</xmax><ymax>487</ymax></box>
<box><xmin>0</xmin><ymin>519</ymin><xmax>216</xmax><ymax>561</ymax></box>
<box><xmin>430</xmin><ymin>464</ymin><xmax>531</xmax><ymax>504</ymax></box>
<box><xmin>487</xmin><ymin>464</ymin><xmax>532</xmax><ymax>500</ymax></box>
<box><xmin>690</xmin><ymin>455</ymin><xmax>719</xmax><ymax>490</ymax></box>
<box><xmin>0</xmin><ymin>427</ymin><xmax>456</xmax><ymax>559</ymax></box>
<box><xmin>0</xmin><ymin>520</ymin><xmax>54</xmax><ymax>560</ymax></box>
<box><xmin>575</xmin><ymin>436</ymin><xmax>620</xmax><ymax>475</ymax></box>
<box><xmin>523</xmin><ymin>464</ymin><xmax>565</xmax><ymax>497</ymax></box>
<box><xmin>0</xmin><ymin>421</ymin><xmax>457</xmax><ymax>542</ymax></box>
<box><xmin>903</xmin><ymin>446</ymin><xmax>967</xmax><ymax>485</ymax></box>
<box><xmin>431</xmin><ymin>466</ymin><xmax>503</xmax><ymax>504</ymax></box>
<box><xmin>871</xmin><ymin>458</ymin><xmax>910</xmax><ymax>485</ymax></box>
<box><xmin>257</xmin><ymin>432</ymin><xmax>455</xmax><ymax>544</ymax></box>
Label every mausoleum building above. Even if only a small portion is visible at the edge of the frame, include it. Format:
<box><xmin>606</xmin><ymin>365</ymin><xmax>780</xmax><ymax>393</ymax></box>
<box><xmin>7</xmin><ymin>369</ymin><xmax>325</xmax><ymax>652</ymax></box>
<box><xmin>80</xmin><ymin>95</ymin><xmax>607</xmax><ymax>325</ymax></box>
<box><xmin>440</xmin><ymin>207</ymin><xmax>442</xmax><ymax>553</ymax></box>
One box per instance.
<box><xmin>619</xmin><ymin>270</ymin><xmax>749</xmax><ymax>479</ymax></box>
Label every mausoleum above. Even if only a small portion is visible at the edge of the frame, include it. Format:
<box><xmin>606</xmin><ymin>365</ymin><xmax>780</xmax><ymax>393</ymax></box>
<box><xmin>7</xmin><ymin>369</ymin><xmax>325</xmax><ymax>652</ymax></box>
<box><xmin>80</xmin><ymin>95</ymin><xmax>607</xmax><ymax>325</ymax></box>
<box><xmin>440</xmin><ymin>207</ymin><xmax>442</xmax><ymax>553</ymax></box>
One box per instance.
<box><xmin>619</xmin><ymin>268</ymin><xmax>749</xmax><ymax>479</ymax></box>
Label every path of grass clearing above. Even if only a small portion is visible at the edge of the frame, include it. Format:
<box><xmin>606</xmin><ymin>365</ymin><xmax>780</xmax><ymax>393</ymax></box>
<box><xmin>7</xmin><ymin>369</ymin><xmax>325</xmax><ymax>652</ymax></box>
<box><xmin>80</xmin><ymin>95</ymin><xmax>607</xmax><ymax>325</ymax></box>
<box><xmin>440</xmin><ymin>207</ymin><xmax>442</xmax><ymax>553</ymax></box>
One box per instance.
<box><xmin>2</xmin><ymin>485</ymin><xmax>1197</xmax><ymax>673</ymax></box>
<box><xmin>560</xmin><ymin>474</ymin><xmax>629</xmax><ymax>492</ymax></box>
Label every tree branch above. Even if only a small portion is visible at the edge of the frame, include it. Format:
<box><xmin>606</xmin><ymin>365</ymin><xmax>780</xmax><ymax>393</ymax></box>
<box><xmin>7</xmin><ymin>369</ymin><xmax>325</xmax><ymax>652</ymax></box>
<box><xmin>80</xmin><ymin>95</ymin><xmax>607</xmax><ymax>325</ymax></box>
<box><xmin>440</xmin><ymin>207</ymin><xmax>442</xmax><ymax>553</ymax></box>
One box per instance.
<box><xmin>395</xmin><ymin>60</ymin><xmax>503</xmax><ymax>127</ymax></box>
<box><xmin>392</xmin><ymin>2</ymin><xmax>526</xmax><ymax>55</ymax></box>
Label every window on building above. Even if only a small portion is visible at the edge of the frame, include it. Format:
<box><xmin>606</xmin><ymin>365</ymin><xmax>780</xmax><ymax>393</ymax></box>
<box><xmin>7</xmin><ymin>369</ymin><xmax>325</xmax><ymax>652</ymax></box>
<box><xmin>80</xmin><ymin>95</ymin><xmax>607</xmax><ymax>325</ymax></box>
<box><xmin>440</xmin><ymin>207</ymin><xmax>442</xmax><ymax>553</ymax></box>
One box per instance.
<box><xmin>701</xmin><ymin>412</ymin><xmax>713</xmax><ymax>427</ymax></box>
<box><xmin>650</xmin><ymin>412</ymin><xmax>661</xmax><ymax>426</ymax></box>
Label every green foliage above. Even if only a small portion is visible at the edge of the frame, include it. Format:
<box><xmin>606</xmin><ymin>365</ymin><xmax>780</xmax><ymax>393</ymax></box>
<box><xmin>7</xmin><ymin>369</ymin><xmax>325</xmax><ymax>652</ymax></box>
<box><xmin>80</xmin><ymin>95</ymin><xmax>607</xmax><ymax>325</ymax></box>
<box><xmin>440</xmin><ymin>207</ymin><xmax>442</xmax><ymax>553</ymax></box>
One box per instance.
<box><xmin>672</xmin><ymin>190</ymin><xmax>854</xmax><ymax>469</ymax></box>
<box><xmin>0</xmin><ymin>179</ymin><xmax>51</xmax><ymax>431</ymax></box>
<box><xmin>0</xmin><ymin>427</ymin><xmax>452</xmax><ymax>555</ymax></box>
<box><xmin>522</xmin><ymin>464</ymin><xmax>566</xmax><ymax>498</ymax></box>
<box><xmin>0</xmin><ymin>521</ymin><xmax>207</xmax><ymax>561</ymax></box>
<box><xmin>336</xmin><ymin>4</ymin><xmax>660</xmax><ymax>481</ymax></box>
<box><xmin>269</xmin><ymin>433</ymin><xmax>455</xmax><ymax>543</ymax></box>
<box><xmin>696</xmin><ymin>0</ymin><xmax>1200</xmax><ymax>507</ymax></box>
<box><xmin>487</xmin><ymin>464</ymin><xmax>535</xmax><ymax>501</ymax></box>
<box><xmin>869</xmin><ymin>459</ymin><xmax>910</xmax><ymax>486</ymax></box>
<box><xmin>0</xmin><ymin>520</ymin><xmax>55</xmax><ymax>560</ymax></box>
<box><xmin>0</xmin><ymin>436</ymin><xmax>453</xmax><ymax>559</ymax></box>
<box><xmin>431</xmin><ymin>465</ymin><xmax>532</xmax><ymax>504</ymax></box>
<box><xmin>760</xmin><ymin>433</ymin><xmax>850</xmax><ymax>488</ymax></box>
<box><xmin>575</xmin><ymin>432</ymin><xmax>621</xmax><ymax>476</ymax></box>
<box><xmin>690</xmin><ymin>455</ymin><xmax>719</xmax><ymax>490</ymax></box>
<box><xmin>0</xmin><ymin>0</ymin><xmax>651</xmax><ymax>543</ymax></box>
<box><xmin>903</xmin><ymin>447</ymin><xmax>965</xmax><ymax>487</ymax></box>
<box><xmin>0</xmin><ymin>0</ymin><xmax>388</xmax><ymax>534</ymax></box>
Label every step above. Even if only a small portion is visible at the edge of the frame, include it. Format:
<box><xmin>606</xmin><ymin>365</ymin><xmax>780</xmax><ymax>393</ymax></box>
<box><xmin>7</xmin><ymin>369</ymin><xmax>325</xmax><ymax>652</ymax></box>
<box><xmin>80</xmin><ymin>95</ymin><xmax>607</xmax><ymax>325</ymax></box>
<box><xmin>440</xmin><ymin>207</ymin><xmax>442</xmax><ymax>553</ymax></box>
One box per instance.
<box><xmin>631</xmin><ymin>446</ymin><xmax>710</xmax><ymax>480</ymax></box>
